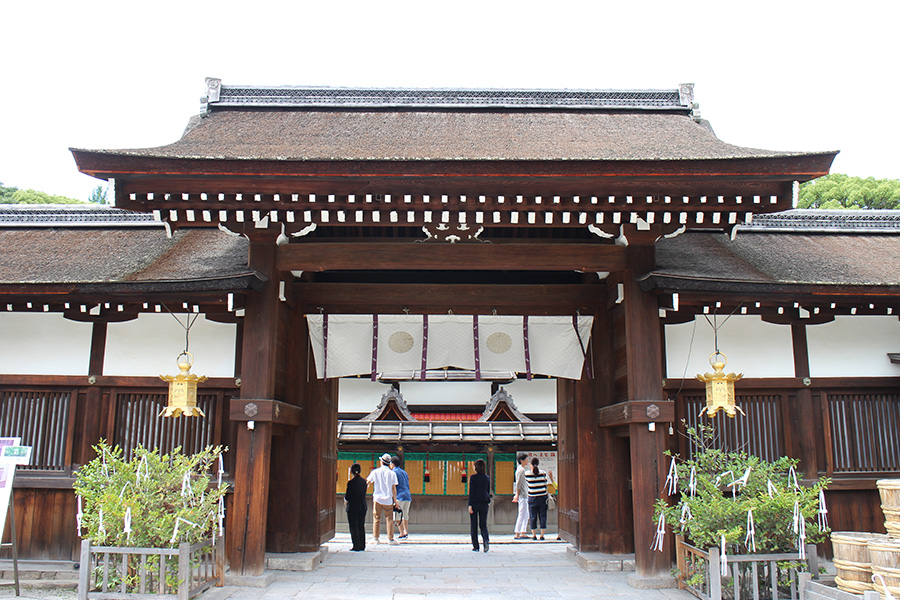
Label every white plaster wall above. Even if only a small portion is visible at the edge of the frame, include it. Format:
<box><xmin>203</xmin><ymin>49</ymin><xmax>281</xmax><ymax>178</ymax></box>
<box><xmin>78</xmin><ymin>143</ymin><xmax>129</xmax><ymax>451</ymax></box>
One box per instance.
<box><xmin>665</xmin><ymin>315</ymin><xmax>795</xmax><ymax>379</ymax></box>
<box><xmin>337</xmin><ymin>378</ymin><xmax>557</xmax><ymax>414</ymax></box>
<box><xmin>502</xmin><ymin>379</ymin><xmax>557</xmax><ymax>413</ymax></box>
<box><xmin>338</xmin><ymin>379</ymin><xmax>392</xmax><ymax>413</ymax></box>
<box><xmin>399</xmin><ymin>381</ymin><xmax>493</xmax><ymax>406</ymax></box>
<box><xmin>0</xmin><ymin>313</ymin><xmax>93</xmax><ymax>375</ymax></box>
<box><xmin>807</xmin><ymin>316</ymin><xmax>900</xmax><ymax>378</ymax></box>
<box><xmin>104</xmin><ymin>314</ymin><xmax>236</xmax><ymax>377</ymax></box>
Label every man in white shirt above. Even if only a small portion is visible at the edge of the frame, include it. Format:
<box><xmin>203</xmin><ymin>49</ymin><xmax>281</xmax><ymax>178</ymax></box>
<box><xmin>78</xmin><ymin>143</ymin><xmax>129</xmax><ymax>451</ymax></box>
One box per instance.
<box><xmin>367</xmin><ymin>453</ymin><xmax>399</xmax><ymax>544</ymax></box>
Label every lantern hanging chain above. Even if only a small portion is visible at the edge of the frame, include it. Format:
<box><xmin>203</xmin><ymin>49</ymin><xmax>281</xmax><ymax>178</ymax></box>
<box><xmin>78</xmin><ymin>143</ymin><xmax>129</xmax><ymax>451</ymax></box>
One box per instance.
<box><xmin>703</xmin><ymin>303</ymin><xmax>744</xmax><ymax>355</ymax></box>
<box><xmin>163</xmin><ymin>304</ymin><xmax>200</xmax><ymax>354</ymax></box>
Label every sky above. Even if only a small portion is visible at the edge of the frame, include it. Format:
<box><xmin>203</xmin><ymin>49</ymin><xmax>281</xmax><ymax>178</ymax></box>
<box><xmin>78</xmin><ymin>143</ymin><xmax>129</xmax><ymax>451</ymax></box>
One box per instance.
<box><xmin>2</xmin><ymin>1</ymin><xmax>899</xmax><ymax>201</ymax></box>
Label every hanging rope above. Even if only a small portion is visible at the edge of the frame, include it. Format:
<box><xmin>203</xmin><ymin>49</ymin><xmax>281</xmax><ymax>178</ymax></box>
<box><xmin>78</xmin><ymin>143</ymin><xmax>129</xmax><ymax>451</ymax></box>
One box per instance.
<box><xmin>702</xmin><ymin>303</ymin><xmax>744</xmax><ymax>356</ymax></box>
<box><xmin>163</xmin><ymin>304</ymin><xmax>201</xmax><ymax>355</ymax></box>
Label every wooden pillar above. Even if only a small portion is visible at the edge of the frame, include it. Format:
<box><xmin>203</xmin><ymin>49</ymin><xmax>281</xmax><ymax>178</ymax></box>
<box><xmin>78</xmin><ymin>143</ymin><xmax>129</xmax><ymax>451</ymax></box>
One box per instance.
<box><xmin>790</xmin><ymin>322</ymin><xmax>818</xmax><ymax>477</ymax></box>
<box><xmin>593</xmin><ymin>300</ymin><xmax>634</xmax><ymax>553</ymax></box>
<box><xmin>229</xmin><ymin>237</ymin><xmax>280</xmax><ymax>576</ymax></box>
<box><xmin>622</xmin><ymin>241</ymin><xmax>671</xmax><ymax>577</ymax></box>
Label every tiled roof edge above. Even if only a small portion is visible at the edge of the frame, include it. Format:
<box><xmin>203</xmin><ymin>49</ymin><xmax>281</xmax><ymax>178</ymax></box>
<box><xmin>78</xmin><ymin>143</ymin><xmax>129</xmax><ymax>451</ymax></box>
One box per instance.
<box><xmin>0</xmin><ymin>205</ymin><xmax>162</xmax><ymax>227</ymax></box>
<box><xmin>202</xmin><ymin>78</ymin><xmax>695</xmax><ymax>113</ymax></box>
<box><xmin>739</xmin><ymin>209</ymin><xmax>900</xmax><ymax>232</ymax></box>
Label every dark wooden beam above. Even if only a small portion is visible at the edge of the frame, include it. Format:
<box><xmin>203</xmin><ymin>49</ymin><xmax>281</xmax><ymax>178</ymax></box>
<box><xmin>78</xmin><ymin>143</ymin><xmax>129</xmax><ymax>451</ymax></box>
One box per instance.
<box><xmin>230</xmin><ymin>398</ymin><xmax>302</xmax><ymax>427</ymax></box>
<box><xmin>294</xmin><ymin>283</ymin><xmax>604</xmax><ymax>313</ymax></box>
<box><xmin>597</xmin><ymin>400</ymin><xmax>675</xmax><ymax>428</ymax></box>
<box><xmin>278</xmin><ymin>242</ymin><xmax>626</xmax><ymax>272</ymax></box>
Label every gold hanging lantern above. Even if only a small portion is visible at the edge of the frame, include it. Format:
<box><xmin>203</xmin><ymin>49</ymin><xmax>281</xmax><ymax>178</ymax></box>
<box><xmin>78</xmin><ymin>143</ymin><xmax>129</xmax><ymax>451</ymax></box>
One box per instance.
<box><xmin>696</xmin><ymin>352</ymin><xmax>744</xmax><ymax>418</ymax></box>
<box><xmin>160</xmin><ymin>352</ymin><xmax>208</xmax><ymax>417</ymax></box>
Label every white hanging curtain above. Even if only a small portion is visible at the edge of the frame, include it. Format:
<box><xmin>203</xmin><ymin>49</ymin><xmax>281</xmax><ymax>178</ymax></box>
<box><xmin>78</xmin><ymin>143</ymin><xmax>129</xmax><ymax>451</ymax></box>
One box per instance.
<box><xmin>306</xmin><ymin>314</ymin><xmax>593</xmax><ymax>380</ymax></box>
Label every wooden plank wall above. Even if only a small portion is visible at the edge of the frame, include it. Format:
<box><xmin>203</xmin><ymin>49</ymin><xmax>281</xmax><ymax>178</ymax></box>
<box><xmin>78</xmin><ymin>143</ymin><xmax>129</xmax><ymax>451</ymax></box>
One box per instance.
<box><xmin>0</xmin><ymin>377</ymin><xmax>238</xmax><ymax>562</ymax></box>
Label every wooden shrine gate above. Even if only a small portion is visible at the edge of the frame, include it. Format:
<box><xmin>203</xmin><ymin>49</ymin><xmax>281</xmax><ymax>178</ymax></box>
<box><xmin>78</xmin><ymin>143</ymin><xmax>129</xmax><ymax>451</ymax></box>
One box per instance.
<box><xmin>71</xmin><ymin>81</ymin><xmax>834</xmax><ymax>579</ymax></box>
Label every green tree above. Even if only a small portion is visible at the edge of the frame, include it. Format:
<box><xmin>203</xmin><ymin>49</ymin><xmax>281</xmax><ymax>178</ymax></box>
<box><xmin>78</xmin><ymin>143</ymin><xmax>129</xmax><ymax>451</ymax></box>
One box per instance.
<box><xmin>0</xmin><ymin>182</ymin><xmax>82</xmax><ymax>204</ymax></box>
<box><xmin>798</xmin><ymin>173</ymin><xmax>900</xmax><ymax>209</ymax></box>
<box><xmin>88</xmin><ymin>185</ymin><xmax>108</xmax><ymax>204</ymax></box>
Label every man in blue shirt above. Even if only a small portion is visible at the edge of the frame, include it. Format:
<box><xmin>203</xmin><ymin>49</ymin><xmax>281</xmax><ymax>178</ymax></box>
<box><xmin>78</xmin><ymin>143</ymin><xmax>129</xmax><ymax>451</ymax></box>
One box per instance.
<box><xmin>390</xmin><ymin>456</ymin><xmax>412</xmax><ymax>539</ymax></box>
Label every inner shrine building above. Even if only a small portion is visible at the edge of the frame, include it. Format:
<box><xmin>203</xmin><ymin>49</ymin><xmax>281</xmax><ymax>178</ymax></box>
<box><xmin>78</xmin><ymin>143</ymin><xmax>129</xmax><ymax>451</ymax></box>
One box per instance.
<box><xmin>3</xmin><ymin>79</ymin><xmax>899</xmax><ymax>581</ymax></box>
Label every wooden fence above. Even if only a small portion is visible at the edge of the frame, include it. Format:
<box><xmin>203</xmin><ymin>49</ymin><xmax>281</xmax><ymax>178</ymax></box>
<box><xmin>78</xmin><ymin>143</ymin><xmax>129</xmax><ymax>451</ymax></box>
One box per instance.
<box><xmin>677</xmin><ymin>539</ymin><xmax>818</xmax><ymax>600</ymax></box>
<box><xmin>77</xmin><ymin>537</ymin><xmax>224</xmax><ymax>600</ymax></box>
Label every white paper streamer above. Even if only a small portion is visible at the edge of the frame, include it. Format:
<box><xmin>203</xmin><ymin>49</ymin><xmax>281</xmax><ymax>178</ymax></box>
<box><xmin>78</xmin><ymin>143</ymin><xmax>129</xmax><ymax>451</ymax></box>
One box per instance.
<box><xmin>679</xmin><ymin>503</ymin><xmax>693</xmax><ymax>524</ymax></box>
<box><xmin>767</xmin><ymin>479</ymin><xmax>778</xmax><ymax>498</ymax></box>
<box><xmin>169</xmin><ymin>517</ymin><xmax>201</xmax><ymax>545</ymax></box>
<box><xmin>789</xmin><ymin>465</ymin><xmax>800</xmax><ymax>491</ymax></box>
<box><xmin>798</xmin><ymin>515</ymin><xmax>807</xmax><ymax>559</ymax></box>
<box><xmin>688</xmin><ymin>466</ymin><xmax>696</xmax><ymax>497</ymax></box>
<box><xmin>818</xmin><ymin>489</ymin><xmax>828</xmax><ymax>531</ymax></box>
<box><xmin>731</xmin><ymin>467</ymin><xmax>751</xmax><ymax>490</ymax></box>
<box><xmin>714</xmin><ymin>471</ymin><xmax>733</xmax><ymax>488</ymax></box>
<box><xmin>745</xmin><ymin>509</ymin><xmax>757</xmax><ymax>553</ymax></box>
<box><xmin>118</xmin><ymin>481</ymin><xmax>131</xmax><ymax>498</ymax></box>
<box><xmin>217</xmin><ymin>496</ymin><xmax>225</xmax><ymax>538</ymax></box>
<box><xmin>181</xmin><ymin>471</ymin><xmax>194</xmax><ymax>501</ymax></box>
<box><xmin>873</xmin><ymin>573</ymin><xmax>897</xmax><ymax>600</ymax></box>
<box><xmin>136</xmin><ymin>455</ymin><xmax>149</xmax><ymax>484</ymax></box>
<box><xmin>76</xmin><ymin>495</ymin><xmax>83</xmax><ymax>534</ymax></box>
<box><xmin>217</xmin><ymin>454</ymin><xmax>224</xmax><ymax>487</ymax></box>
<box><xmin>124</xmin><ymin>507</ymin><xmax>132</xmax><ymax>541</ymax></box>
<box><xmin>792</xmin><ymin>500</ymin><xmax>800</xmax><ymax>534</ymax></box>
<box><xmin>720</xmin><ymin>535</ymin><xmax>728</xmax><ymax>577</ymax></box>
<box><xmin>651</xmin><ymin>512</ymin><xmax>666</xmax><ymax>552</ymax></box>
<box><xmin>665</xmin><ymin>457</ymin><xmax>679</xmax><ymax>496</ymax></box>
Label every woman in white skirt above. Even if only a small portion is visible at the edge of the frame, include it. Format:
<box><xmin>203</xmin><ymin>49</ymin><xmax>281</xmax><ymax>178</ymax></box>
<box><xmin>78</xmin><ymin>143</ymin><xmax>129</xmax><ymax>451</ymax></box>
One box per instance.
<box><xmin>512</xmin><ymin>452</ymin><xmax>531</xmax><ymax>539</ymax></box>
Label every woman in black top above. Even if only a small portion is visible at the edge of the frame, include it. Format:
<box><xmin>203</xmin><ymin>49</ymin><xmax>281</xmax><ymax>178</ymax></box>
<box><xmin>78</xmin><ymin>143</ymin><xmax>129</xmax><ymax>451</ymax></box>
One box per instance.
<box><xmin>467</xmin><ymin>458</ymin><xmax>491</xmax><ymax>552</ymax></box>
<box><xmin>344</xmin><ymin>463</ymin><xmax>368</xmax><ymax>551</ymax></box>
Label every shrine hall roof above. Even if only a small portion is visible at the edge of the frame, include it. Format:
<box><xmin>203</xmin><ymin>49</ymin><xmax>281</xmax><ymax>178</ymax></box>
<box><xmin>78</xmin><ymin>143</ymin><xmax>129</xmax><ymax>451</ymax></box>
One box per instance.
<box><xmin>72</xmin><ymin>81</ymin><xmax>836</xmax><ymax>164</ymax></box>
<box><xmin>0</xmin><ymin>205</ymin><xmax>257</xmax><ymax>292</ymax></box>
<box><xmin>649</xmin><ymin>210</ymin><xmax>900</xmax><ymax>293</ymax></box>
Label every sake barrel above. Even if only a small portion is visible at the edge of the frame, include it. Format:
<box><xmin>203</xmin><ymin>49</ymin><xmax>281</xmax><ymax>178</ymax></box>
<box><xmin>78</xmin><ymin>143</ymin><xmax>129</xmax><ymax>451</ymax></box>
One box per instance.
<box><xmin>869</xmin><ymin>538</ymin><xmax>900</xmax><ymax>599</ymax></box>
<box><xmin>832</xmin><ymin>532</ymin><xmax>885</xmax><ymax>592</ymax></box>
<box><xmin>877</xmin><ymin>479</ymin><xmax>900</xmax><ymax>537</ymax></box>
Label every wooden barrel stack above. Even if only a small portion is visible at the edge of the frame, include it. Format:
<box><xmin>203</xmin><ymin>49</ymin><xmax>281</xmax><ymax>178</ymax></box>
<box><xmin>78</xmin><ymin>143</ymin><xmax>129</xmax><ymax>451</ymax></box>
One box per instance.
<box><xmin>870</xmin><ymin>480</ymin><xmax>900</xmax><ymax>598</ymax></box>
<box><xmin>831</xmin><ymin>479</ymin><xmax>900</xmax><ymax>597</ymax></box>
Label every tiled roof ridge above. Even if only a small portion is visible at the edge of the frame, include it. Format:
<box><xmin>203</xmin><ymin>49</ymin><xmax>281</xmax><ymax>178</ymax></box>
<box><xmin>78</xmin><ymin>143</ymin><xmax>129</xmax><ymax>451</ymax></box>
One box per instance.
<box><xmin>743</xmin><ymin>209</ymin><xmax>900</xmax><ymax>232</ymax></box>
<box><xmin>0</xmin><ymin>204</ymin><xmax>160</xmax><ymax>226</ymax></box>
<box><xmin>203</xmin><ymin>78</ymin><xmax>697</xmax><ymax>114</ymax></box>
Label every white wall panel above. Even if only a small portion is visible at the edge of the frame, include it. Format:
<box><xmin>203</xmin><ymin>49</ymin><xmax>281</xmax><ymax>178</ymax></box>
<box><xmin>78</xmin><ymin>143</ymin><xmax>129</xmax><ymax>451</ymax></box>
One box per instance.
<box><xmin>503</xmin><ymin>379</ymin><xmax>557</xmax><ymax>413</ymax></box>
<box><xmin>0</xmin><ymin>313</ymin><xmax>93</xmax><ymax>375</ymax></box>
<box><xmin>338</xmin><ymin>379</ymin><xmax>391</xmax><ymax>413</ymax></box>
<box><xmin>665</xmin><ymin>315</ymin><xmax>795</xmax><ymax>379</ymax></box>
<box><xmin>807</xmin><ymin>316</ymin><xmax>900</xmax><ymax>377</ymax></box>
<box><xmin>104</xmin><ymin>314</ymin><xmax>236</xmax><ymax>377</ymax></box>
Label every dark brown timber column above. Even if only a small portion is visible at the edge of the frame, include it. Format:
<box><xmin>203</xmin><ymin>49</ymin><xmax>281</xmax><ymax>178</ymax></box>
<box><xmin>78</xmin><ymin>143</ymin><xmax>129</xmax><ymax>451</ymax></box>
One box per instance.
<box><xmin>623</xmin><ymin>241</ymin><xmax>671</xmax><ymax>577</ymax></box>
<box><xmin>229</xmin><ymin>237</ymin><xmax>279</xmax><ymax>576</ymax></box>
<box><xmin>790</xmin><ymin>322</ymin><xmax>818</xmax><ymax>478</ymax></box>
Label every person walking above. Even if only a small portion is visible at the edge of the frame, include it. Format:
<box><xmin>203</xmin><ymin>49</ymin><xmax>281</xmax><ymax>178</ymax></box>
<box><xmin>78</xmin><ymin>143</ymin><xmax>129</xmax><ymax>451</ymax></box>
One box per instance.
<box><xmin>366</xmin><ymin>453</ymin><xmax>399</xmax><ymax>544</ymax></box>
<box><xmin>344</xmin><ymin>463</ymin><xmax>367</xmax><ymax>551</ymax></box>
<box><xmin>512</xmin><ymin>452</ymin><xmax>531</xmax><ymax>539</ymax></box>
<box><xmin>467</xmin><ymin>458</ymin><xmax>491</xmax><ymax>552</ymax></box>
<box><xmin>525</xmin><ymin>456</ymin><xmax>550</xmax><ymax>540</ymax></box>
<box><xmin>390</xmin><ymin>455</ymin><xmax>412</xmax><ymax>539</ymax></box>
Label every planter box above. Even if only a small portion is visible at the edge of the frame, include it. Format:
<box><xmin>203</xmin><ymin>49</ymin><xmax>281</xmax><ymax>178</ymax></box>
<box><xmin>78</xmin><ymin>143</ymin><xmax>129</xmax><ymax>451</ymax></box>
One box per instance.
<box><xmin>77</xmin><ymin>537</ymin><xmax>223</xmax><ymax>600</ymax></box>
<box><xmin>677</xmin><ymin>538</ymin><xmax>818</xmax><ymax>600</ymax></box>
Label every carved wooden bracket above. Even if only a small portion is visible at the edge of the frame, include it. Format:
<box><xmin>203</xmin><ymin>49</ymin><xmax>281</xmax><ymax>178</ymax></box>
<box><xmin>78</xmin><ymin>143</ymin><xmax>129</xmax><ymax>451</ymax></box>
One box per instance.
<box><xmin>230</xmin><ymin>398</ymin><xmax>302</xmax><ymax>427</ymax></box>
<box><xmin>597</xmin><ymin>400</ymin><xmax>674</xmax><ymax>428</ymax></box>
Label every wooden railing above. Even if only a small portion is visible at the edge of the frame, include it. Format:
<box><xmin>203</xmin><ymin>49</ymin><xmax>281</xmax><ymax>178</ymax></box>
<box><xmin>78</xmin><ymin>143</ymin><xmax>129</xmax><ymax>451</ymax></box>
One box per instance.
<box><xmin>77</xmin><ymin>537</ymin><xmax>224</xmax><ymax>600</ymax></box>
<box><xmin>677</xmin><ymin>538</ymin><xmax>818</xmax><ymax>600</ymax></box>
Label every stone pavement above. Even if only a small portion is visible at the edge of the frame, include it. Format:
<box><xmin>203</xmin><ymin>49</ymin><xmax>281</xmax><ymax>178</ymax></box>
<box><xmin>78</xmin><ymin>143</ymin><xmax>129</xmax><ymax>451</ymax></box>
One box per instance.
<box><xmin>202</xmin><ymin>533</ymin><xmax>694</xmax><ymax>600</ymax></box>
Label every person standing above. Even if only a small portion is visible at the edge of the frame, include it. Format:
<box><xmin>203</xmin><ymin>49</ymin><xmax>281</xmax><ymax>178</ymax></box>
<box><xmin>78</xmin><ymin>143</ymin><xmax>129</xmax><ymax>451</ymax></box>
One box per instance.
<box><xmin>512</xmin><ymin>452</ymin><xmax>531</xmax><ymax>539</ymax></box>
<box><xmin>525</xmin><ymin>456</ymin><xmax>550</xmax><ymax>540</ymax></box>
<box><xmin>344</xmin><ymin>463</ymin><xmax>368</xmax><ymax>551</ymax></box>
<box><xmin>390</xmin><ymin>456</ymin><xmax>412</xmax><ymax>539</ymax></box>
<box><xmin>467</xmin><ymin>458</ymin><xmax>491</xmax><ymax>552</ymax></box>
<box><xmin>367</xmin><ymin>453</ymin><xmax>399</xmax><ymax>544</ymax></box>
